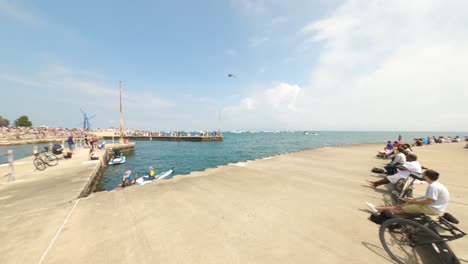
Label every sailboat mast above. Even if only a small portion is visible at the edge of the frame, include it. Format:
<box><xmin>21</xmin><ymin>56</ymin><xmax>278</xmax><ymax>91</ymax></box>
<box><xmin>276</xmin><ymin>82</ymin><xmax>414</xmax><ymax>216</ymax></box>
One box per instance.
<box><xmin>119</xmin><ymin>80</ymin><xmax>124</xmax><ymax>144</ymax></box>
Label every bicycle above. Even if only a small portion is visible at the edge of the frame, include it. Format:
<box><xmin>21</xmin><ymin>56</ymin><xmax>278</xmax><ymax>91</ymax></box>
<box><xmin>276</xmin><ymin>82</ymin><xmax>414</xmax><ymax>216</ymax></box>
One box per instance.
<box><xmin>33</xmin><ymin>150</ymin><xmax>59</xmax><ymax>171</ymax></box>
<box><xmin>379</xmin><ymin>213</ymin><xmax>466</xmax><ymax>264</ymax></box>
<box><xmin>392</xmin><ymin>171</ymin><xmax>424</xmax><ymax>204</ymax></box>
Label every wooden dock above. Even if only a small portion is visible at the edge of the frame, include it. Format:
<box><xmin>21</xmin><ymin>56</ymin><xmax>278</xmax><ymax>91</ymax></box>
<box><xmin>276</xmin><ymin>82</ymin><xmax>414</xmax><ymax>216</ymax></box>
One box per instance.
<box><xmin>103</xmin><ymin>135</ymin><xmax>223</xmax><ymax>142</ymax></box>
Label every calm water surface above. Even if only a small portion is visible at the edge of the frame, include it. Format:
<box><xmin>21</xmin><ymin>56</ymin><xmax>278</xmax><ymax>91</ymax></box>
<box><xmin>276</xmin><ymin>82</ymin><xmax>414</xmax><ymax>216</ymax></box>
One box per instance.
<box><xmin>1</xmin><ymin>131</ymin><xmax>465</xmax><ymax>191</ymax></box>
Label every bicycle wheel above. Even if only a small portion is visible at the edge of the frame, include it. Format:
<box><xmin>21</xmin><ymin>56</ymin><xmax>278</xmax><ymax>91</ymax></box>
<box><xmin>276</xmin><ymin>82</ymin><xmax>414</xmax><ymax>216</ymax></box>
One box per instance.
<box><xmin>379</xmin><ymin>218</ymin><xmax>448</xmax><ymax>264</ymax></box>
<box><xmin>34</xmin><ymin>158</ymin><xmax>46</xmax><ymax>171</ymax></box>
<box><xmin>45</xmin><ymin>155</ymin><xmax>58</xmax><ymax>166</ymax></box>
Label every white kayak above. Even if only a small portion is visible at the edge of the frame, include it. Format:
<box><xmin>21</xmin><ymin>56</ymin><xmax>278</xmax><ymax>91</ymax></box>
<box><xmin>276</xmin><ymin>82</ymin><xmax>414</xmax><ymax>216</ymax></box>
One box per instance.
<box><xmin>135</xmin><ymin>167</ymin><xmax>174</xmax><ymax>185</ymax></box>
<box><xmin>156</xmin><ymin>167</ymin><xmax>175</xmax><ymax>180</ymax></box>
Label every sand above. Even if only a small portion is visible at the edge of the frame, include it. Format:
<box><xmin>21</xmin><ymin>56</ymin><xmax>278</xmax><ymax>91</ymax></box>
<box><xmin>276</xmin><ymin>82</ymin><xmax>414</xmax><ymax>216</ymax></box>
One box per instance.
<box><xmin>1</xmin><ymin>142</ymin><xmax>467</xmax><ymax>263</ymax></box>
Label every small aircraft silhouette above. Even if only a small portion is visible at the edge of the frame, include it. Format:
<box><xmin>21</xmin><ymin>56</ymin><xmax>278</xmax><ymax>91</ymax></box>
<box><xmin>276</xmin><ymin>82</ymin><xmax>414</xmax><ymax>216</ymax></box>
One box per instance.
<box><xmin>227</xmin><ymin>74</ymin><xmax>236</xmax><ymax>78</ymax></box>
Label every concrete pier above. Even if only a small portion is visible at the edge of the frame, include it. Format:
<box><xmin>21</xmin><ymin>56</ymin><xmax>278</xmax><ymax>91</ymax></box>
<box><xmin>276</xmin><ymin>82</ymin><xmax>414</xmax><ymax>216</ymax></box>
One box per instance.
<box><xmin>0</xmin><ymin>147</ymin><xmax>106</xmax><ymax>263</ymax></box>
<box><xmin>1</xmin><ymin>142</ymin><xmax>466</xmax><ymax>263</ymax></box>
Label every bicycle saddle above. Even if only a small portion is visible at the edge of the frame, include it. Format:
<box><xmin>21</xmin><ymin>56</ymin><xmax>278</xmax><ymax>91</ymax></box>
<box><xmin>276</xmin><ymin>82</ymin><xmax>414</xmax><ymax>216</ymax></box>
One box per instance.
<box><xmin>409</xmin><ymin>171</ymin><xmax>423</xmax><ymax>179</ymax></box>
<box><xmin>442</xmin><ymin>213</ymin><xmax>459</xmax><ymax>224</ymax></box>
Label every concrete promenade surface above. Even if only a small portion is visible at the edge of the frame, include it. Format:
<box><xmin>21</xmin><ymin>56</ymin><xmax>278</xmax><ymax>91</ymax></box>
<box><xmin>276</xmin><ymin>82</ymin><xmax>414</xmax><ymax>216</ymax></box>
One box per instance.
<box><xmin>1</xmin><ymin>143</ymin><xmax>467</xmax><ymax>263</ymax></box>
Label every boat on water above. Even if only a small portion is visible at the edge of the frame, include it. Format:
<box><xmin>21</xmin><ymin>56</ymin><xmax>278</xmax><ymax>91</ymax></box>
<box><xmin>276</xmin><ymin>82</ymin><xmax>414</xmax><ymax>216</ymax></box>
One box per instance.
<box><xmin>304</xmin><ymin>131</ymin><xmax>309</xmax><ymax>135</ymax></box>
<box><xmin>312</xmin><ymin>132</ymin><xmax>318</xmax><ymax>136</ymax></box>
<box><xmin>136</xmin><ymin>167</ymin><xmax>175</xmax><ymax>185</ymax></box>
<box><xmin>108</xmin><ymin>149</ymin><xmax>125</xmax><ymax>165</ymax></box>
<box><xmin>108</xmin><ymin>155</ymin><xmax>125</xmax><ymax>165</ymax></box>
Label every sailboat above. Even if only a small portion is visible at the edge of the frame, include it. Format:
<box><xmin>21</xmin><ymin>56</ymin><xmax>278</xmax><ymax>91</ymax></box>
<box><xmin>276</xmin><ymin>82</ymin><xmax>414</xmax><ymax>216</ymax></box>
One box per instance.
<box><xmin>109</xmin><ymin>81</ymin><xmax>127</xmax><ymax>165</ymax></box>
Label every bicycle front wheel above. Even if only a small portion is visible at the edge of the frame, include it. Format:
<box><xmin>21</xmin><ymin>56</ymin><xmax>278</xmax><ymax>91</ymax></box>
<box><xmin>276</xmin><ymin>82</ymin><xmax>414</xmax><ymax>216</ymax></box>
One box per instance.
<box><xmin>34</xmin><ymin>158</ymin><xmax>46</xmax><ymax>171</ymax></box>
<box><xmin>45</xmin><ymin>155</ymin><xmax>58</xmax><ymax>166</ymax></box>
<box><xmin>379</xmin><ymin>218</ymin><xmax>448</xmax><ymax>264</ymax></box>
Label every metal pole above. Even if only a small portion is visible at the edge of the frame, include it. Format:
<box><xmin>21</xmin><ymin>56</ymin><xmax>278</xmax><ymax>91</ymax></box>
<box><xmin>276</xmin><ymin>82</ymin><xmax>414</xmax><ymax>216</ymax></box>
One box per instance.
<box><xmin>8</xmin><ymin>150</ymin><xmax>15</xmax><ymax>182</ymax></box>
<box><xmin>119</xmin><ymin>80</ymin><xmax>124</xmax><ymax>144</ymax></box>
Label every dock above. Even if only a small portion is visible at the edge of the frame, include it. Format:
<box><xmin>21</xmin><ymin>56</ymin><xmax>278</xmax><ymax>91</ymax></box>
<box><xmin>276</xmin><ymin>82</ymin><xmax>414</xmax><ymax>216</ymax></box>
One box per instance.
<box><xmin>0</xmin><ymin>142</ymin><xmax>136</xmax><ymax>263</ymax></box>
<box><xmin>0</xmin><ymin>147</ymin><xmax>105</xmax><ymax>263</ymax></box>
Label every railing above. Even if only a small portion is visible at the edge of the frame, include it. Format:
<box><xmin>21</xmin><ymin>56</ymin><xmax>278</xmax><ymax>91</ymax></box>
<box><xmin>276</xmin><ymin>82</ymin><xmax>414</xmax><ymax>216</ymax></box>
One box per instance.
<box><xmin>2</xmin><ymin>139</ymin><xmax>85</xmax><ymax>182</ymax></box>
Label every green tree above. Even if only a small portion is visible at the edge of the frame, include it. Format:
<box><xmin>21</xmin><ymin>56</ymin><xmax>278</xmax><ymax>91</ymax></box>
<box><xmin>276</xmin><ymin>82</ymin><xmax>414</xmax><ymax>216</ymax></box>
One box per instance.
<box><xmin>14</xmin><ymin>115</ymin><xmax>33</xmax><ymax>127</ymax></box>
<box><xmin>0</xmin><ymin>116</ymin><xmax>10</xmax><ymax>127</ymax></box>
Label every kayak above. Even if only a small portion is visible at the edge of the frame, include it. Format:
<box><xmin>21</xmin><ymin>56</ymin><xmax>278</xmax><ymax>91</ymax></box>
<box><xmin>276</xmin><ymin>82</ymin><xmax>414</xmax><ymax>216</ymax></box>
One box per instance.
<box><xmin>135</xmin><ymin>167</ymin><xmax>175</xmax><ymax>186</ymax></box>
<box><xmin>156</xmin><ymin>167</ymin><xmax>175</xmax><ymax>180</ymax></box>
<box><xmin>108</xmin><ymin>155</ymin><xmax>126</xmax><ymax>165</ymax></box>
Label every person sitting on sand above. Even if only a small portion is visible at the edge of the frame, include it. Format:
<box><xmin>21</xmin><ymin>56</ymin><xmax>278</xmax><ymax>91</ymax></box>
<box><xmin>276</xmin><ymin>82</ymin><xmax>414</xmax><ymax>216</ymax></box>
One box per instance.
<box><xmin>377</xmin><ymin>141</ymin><xmax>394</xmax><ymax>158</ymax></box>
<box><xmin>368</xmin><ymin>154</ymin><xmax>421</xmax><ymax>188</ymax></box>
<box><xmin>118</xmin><ymin>170</ymin><xmax>135</xmax><ymax>188</ymax></box>
<box><xmin>367</xmin><ymin>169</ymin><xmax>449</xmax><ymax>216</ymax></box>
<box><xmin>383</xmin><ymin>146</ymin><xmax>406</xmax><ymax>175</ymax></box>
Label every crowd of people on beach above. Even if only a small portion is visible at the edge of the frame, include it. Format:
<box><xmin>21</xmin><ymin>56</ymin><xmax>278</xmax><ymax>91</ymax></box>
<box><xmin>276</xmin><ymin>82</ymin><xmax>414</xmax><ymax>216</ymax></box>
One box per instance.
<box><xmin>0</xmin><ymin>126</ymin><xmax>84</xmax><ymax>140</ymax></box>
<box><xmin>365</xmin><ymin>134</ymin><xmax>459</xmax><ymax>221</ymax></box>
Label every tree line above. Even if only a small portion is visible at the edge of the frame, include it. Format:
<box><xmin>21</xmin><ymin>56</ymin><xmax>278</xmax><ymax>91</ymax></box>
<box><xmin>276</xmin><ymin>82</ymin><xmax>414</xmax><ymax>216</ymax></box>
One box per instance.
<box><xmin>0</xmin><ymin>115</ymin><xmax>33</xmax><ymax>127</ymax></box>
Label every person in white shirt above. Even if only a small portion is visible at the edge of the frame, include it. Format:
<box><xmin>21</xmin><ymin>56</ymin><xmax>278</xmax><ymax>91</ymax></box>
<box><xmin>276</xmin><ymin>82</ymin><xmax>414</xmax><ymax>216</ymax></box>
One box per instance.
<box><xmin>383</xmin><ymin>146</ymin><xmax>406</xmax><ymax>175</ymax></box>
<box><xmin>368</xmin><ymin>154</ymin><xmax>421</xmax><ymax>188</ymax></box>
<box><xmin>369</xmin><ymin>169</ymin><xmax>449</xmax><ymax>215</ymax></box>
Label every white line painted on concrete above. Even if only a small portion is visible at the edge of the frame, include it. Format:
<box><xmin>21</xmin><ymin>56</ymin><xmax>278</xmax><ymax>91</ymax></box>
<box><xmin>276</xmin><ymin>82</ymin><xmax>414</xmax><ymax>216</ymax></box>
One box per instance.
<box><xmin>38</xmin><ymin>199</ymin><xmax>81</xmax><ymax>264</ymax></box>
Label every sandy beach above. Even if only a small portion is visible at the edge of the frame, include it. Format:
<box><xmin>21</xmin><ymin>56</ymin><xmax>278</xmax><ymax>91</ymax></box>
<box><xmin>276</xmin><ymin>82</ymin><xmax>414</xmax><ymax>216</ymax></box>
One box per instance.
<box><xmin>1</xmin><ymin>142</ymin><xmax>467</xmax><ymax>263</ymax></box>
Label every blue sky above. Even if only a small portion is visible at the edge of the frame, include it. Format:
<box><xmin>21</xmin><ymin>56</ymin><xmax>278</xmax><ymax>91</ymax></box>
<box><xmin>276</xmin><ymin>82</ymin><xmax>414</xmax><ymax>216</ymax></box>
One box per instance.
<box><xmin>1</xmin><ymin>0</ymin><xmax>468</xmax><ymax>131</ymax></box>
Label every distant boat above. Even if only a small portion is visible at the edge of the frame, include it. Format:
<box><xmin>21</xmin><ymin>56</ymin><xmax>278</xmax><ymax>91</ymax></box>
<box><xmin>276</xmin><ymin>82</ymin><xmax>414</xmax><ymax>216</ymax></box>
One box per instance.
<box><xmin>312</xmin><ymin>132</ymin><xmax>318</xmax><ymax>136</ymax></box>
<box><xmin>304</xmin><ymin>131</ymin><xmax>309</xmax><ymax>135</ymax></box>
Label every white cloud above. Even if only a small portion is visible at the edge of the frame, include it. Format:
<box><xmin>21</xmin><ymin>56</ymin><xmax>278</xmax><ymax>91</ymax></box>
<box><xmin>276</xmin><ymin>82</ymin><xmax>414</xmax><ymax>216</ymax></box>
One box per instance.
<box><xmin>249</xmin><ymin>35</ymin><xmax>270</xmax><ymax>47</ymax></box>
<box><xmin>271</xmin><ymin>16</ymin><xmax>288</xmax><ymax>25</ymax></box>
<box><xmin>0</xmin><ymin>64</ymin><xmax>174</xmax><ymax>129</ymax></box>
<box><xmin>265</xmin><ymin>82</ymin><xmax>301</xmax><ymax>110</ymax></box>
<box><xmin>222</xmin><ymin>82</ymin><xmax>304</xmax><ymax>129</ymax></box>
<box><xmin>240</xmin><ymin>97</ymin><xmax>257</xmax><ymax>110</ymax></box>
<box><xmin>232</xmin><ymin>0</ymin><xmax>267</xmax><ymax>16</ymax></box>
<box><xmin>296</xmin><ymin>0</ymin><xmax>468</xmax><ymax>131</ymax></box>
<box><xmin>0</xmin><ymin>0</ymin><xmax>45</xmax><ymax>26</ymax></box>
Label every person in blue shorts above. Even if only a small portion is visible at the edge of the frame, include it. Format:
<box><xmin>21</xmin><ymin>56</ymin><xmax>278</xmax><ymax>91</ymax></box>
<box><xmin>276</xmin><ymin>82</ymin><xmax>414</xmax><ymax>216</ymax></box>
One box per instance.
<box><xmin>67</xmin><ymin>134</ymin><xmax>76</xmax><ymax>153</ymax></box>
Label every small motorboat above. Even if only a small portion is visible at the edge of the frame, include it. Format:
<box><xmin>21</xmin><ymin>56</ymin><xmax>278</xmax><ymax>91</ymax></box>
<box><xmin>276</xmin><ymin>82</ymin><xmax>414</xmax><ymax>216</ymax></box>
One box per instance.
<box><xmin>108</xmin><ymin>155</ymin><xmax>125</xmax><ymax>165</ymax></box>
<box><xmin>108</xmin><ymin>149</ymin><xmax>125</xmax><ymax>165</ymax></box>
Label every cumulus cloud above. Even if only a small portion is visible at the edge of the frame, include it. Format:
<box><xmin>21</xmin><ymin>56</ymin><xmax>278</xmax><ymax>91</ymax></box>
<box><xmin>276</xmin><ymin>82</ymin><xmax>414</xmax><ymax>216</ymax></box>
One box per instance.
<box><xmin>222</xmin><ymin>82</ymin><xmax>304</xmax><ymax>129</ymax></box>
<box><xmin>222</xmin><ymin>0</ymin><xmax>468</xmax><ymax>131</ymax></box>
<box><xmin>297</xmin><ymin>0</ymin><xmax>468</xmax><ymax>131</ymax></box>
<box><xmin>240</xmin><ymin>97</ymin><xmax>257</xmax><ymax>110</ymax></box>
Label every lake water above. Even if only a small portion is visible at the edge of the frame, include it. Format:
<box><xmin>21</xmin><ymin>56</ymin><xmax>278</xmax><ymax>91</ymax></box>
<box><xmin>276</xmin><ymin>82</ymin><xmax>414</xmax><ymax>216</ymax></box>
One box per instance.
<box><xmin>1</xmin><ymin>131</ymin><xmax>465</xmax><ymax>190</ymax></box>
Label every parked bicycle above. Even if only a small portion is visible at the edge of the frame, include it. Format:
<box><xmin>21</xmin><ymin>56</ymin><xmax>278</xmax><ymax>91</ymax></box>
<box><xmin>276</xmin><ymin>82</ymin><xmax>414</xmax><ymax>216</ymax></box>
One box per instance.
<box><xmin>33</xmin><ymin>149</ymin><xmax>59</xmax><ymax>171</ymax></box>
<box><xmin>392</xmin><ymin>171</ymin><xmax>424</xmax><ymax>203</ymax></box>
<box><xmin>379</xmin><ymin>213</ymin><xmax>466</xmax><ymax>264</ymax></box>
